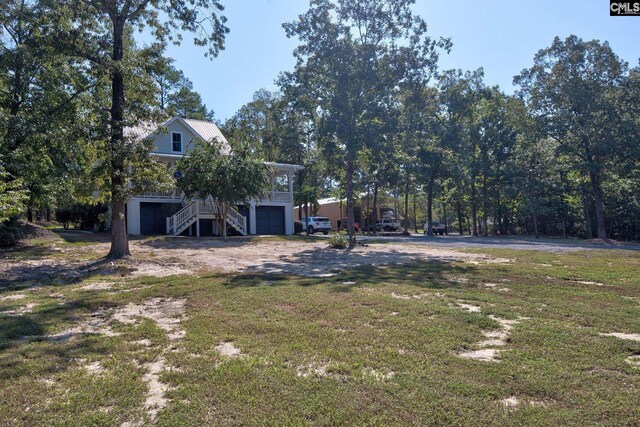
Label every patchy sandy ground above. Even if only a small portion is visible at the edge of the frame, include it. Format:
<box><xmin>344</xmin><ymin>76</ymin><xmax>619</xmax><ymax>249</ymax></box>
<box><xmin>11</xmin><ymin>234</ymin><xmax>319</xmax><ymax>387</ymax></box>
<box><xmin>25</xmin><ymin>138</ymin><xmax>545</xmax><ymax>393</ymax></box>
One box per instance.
<box><xmin>454</xmin><ymin>301</ymin><xmax>529</xmax><ymax>362</ymax></box>
<box><xmin>0</xmin><ymin>235</ymin><xmax>511</xmax><ymax>284</ymax></box>
<box><xmin>138</xmin><ymin>238</ymin><xmax>510</xmax><ymax>276</ymax></box>
<box><xmin>24</xmin><ymin>296</ymin><xmax>187</xmax><ymax>423</ymax></box>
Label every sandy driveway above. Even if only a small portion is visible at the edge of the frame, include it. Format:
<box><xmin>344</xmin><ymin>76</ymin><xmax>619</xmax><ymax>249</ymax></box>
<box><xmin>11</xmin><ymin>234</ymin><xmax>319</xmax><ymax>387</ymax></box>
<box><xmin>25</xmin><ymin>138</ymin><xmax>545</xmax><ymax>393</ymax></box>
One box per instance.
<box><xmin>0</xmin><ymin>234</ymin><xmax>510</xmax><ymax>284</ymax></box>
<box><xmin>135</xmin><ymin>237</ymin><xmax>509</xmax><ymax>276</ymax></box>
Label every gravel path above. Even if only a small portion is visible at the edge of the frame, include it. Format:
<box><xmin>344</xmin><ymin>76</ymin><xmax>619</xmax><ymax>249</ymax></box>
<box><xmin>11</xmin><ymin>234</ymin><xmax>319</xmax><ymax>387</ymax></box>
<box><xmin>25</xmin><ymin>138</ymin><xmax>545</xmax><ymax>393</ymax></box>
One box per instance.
<box><xmin>341</xmin><ymin>234</ymin><xmax>640</xmax><ymax>253</ymax></box>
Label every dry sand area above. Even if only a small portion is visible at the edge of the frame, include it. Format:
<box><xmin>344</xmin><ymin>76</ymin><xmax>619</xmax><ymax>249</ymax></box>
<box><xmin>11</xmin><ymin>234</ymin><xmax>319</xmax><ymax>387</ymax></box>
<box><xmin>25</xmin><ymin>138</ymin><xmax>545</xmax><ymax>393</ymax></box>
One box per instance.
<box><xmin>0</xmin><ymin>236</ymin><xmax>511</xmax><ymax>283</ymax></box>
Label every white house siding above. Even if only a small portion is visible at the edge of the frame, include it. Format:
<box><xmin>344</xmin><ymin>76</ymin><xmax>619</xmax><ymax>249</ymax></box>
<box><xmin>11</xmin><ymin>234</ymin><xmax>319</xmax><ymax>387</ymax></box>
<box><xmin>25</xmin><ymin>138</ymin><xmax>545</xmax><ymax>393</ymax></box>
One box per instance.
<box><xmin>126</xmin><ymin>198</ymin><xmax>295</xmax><ymax>236</ymax></box>
<box><xmin>151</xmin><ymin>120</ymin><xmax>198</xmax><ymax>154</ymax></box>
<box><xmin>124</xmin><ymin>117</ymin><xmax>301</xmax><ymax>237</ymax></box>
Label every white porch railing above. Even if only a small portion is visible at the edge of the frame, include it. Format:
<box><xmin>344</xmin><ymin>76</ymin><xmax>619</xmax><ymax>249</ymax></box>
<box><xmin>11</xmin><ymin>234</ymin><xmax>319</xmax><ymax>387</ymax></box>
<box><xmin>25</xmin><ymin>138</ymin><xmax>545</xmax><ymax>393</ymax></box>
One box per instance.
<box><xmin>141</xmin><ymin>190</ymin><xmax>293</xmax><ymax>204</ymax></box>
<box><xmin>263</xmin><ymin>191</ymin><xmax>292</xmax><ymax>203</ymax></box>
<box><xmin>142</xmin><ymin>189</ymin><xmax>182</xmax><ymax>199</ymax></box>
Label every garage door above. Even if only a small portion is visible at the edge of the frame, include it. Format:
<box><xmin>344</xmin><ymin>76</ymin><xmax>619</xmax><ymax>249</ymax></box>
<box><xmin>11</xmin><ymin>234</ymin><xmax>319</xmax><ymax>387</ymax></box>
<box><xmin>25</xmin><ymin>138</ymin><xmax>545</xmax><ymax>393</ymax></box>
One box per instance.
<box><xmin>255</xmin><ymin>206</ymin><xmax>285</xmax><ymax>235</ymax></box>
<box><xmin>140</xmin><ymin>203</ymin><xmax>180</xmax><ymax>235</ymax></box>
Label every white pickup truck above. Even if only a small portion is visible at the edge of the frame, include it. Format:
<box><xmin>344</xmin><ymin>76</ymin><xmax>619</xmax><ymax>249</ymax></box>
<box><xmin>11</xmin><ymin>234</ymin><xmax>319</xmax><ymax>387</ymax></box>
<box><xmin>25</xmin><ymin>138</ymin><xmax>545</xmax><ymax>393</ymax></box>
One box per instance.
<box><xmin>376</xmin><ymin>218</ymin><xmax>401</xmax><ymax>232</ymax></box>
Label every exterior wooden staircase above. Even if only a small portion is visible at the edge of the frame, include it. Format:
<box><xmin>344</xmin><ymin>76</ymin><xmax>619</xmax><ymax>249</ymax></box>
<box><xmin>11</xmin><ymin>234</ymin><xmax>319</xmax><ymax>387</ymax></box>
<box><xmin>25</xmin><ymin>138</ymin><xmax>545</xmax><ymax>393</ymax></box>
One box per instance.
<box><xmin>166</xmin><ymin>198</ymin><xmax>247</xmax><ymax>236</ymax></box>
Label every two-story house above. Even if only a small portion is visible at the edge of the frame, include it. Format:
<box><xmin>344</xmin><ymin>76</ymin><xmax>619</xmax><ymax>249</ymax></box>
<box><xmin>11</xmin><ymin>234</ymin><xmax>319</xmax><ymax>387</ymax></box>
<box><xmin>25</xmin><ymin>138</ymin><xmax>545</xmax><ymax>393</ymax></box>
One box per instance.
<box><xmin>125</xmin><ymin>116</ymin><xmax>303</xmax><ymax>237</ymax></box>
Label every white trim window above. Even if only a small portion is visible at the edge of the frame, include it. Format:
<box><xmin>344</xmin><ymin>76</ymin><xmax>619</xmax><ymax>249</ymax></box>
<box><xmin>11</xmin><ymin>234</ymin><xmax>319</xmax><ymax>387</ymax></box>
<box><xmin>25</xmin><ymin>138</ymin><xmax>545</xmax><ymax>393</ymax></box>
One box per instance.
<box><xmin>172</xmin><ymin>132</ymin><xmax>183</xmax><ymax>153</ymax></box>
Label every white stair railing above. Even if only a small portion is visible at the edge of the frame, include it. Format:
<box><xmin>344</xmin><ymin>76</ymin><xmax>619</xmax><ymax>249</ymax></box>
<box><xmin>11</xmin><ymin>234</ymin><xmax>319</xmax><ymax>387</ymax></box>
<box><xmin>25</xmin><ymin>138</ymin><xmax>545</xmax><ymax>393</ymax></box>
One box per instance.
<box><xmin>165</xmin><ymin>198</ymin><xmax>247</xmax><ymax>236</ymax></box>
<box><xmin>225</xmin><ymin>206</ymin><xmax>247</xmax><ymax>235</ymax></box>
<box><xmin>166</xmin><ymin>200</ymin><xmax>198</xmax><ymax>235</ymax></box>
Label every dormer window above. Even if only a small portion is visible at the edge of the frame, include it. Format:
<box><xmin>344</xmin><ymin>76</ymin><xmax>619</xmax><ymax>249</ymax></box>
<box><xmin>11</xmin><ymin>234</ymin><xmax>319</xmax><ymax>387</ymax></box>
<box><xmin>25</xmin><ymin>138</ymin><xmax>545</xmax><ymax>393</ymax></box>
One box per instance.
<box><xmin>172</xmin><ymin>132</ymin><xmax>182</xmax><ymax>152</ymax></box>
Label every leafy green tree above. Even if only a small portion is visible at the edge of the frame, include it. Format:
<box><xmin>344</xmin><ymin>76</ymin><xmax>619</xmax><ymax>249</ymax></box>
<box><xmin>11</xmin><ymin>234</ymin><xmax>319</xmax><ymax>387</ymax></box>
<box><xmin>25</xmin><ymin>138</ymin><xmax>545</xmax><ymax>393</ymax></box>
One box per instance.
<box><xmin>1</xmin><ymin>0</ymin><xmax>97</xmax><ymax>221</ymax></box>
<box><xmin>283</xmin><ymin>0</ymin><xmax>447</xmax><ymax>247</ymax></box>
<box><xmin>176</xmin><ymin>141</ymin><xmax>271</xmax><ymax>237</ymax></box>
<box><xmin>514</xmin><ymin>35</ymin><xmax>629</xmax><ymax>240</ymax></box>
<box><xmin>57</xmin><ymin>0</ymin><xmax>229</xmax><ymax>258</ymax></box>
<box><xmin>0</xmin><ymin>167</ymin><xmax>28</xmax><ymax>223</ymax></box>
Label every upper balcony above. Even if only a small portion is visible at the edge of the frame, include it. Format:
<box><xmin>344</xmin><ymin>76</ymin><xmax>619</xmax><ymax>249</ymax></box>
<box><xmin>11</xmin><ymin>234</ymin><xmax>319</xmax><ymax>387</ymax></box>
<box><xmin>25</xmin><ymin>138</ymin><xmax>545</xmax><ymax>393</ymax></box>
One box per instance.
<box><xmin>138</xmin><ymin>160</ymin><xmax>302</xmax><ymax>204</ymax></box>
<box><xmin>139</xmin><ymin>189</ymin><xmax>293</xmax><ymax>204</ymax></box>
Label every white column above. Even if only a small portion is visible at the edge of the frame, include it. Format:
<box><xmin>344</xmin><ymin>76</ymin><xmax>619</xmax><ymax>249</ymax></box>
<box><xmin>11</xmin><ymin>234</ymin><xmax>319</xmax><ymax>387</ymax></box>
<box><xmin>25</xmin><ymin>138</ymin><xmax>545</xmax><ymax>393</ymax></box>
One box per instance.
<box><xmin>249</xmin><ymin>201</ymin><xmax>257</xmax><ymax>235</ymax></box>
<box><xmin>288</xmin><ymin>172</ymin><xmax>294</xmax><ymax>203</ymax></box>
<box><xmin>285</xmin><ymin>203</ymin><xmax>293</xmax><ymax>235</ymax></box>
<box><xmin>126</xmin><ymin>200</ymin><xmax>141</xmax><ymax>235</ymax></box>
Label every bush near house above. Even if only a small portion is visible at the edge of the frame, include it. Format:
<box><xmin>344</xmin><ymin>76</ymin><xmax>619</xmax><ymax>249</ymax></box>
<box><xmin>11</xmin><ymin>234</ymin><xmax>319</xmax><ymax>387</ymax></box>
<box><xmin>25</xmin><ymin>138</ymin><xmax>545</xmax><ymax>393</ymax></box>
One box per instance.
<box><xmin>55</xmin><ymin>203</ymin><xmax>109</xmax><ymax>230</ymax></box>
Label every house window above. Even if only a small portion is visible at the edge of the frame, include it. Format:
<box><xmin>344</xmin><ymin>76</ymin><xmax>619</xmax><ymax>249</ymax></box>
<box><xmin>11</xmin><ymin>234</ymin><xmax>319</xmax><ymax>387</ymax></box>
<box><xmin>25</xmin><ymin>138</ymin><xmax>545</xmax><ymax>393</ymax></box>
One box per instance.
<box><xmin>172</xmin><ymin>133</ymin><xmax>182</xmax><ymax>152</ymax></box>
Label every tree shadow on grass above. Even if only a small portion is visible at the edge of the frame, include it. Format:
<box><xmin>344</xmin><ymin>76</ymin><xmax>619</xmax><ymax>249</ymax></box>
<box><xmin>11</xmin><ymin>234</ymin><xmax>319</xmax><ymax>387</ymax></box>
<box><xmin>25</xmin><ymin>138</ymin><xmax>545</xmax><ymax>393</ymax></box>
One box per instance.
<box><xmin>0</xmin><ymin>296</ymin><xmax>120</xmax><ymax>383</ymax></box>
<box><xmin>136</xmin><ymin>235</ymin><xmax>272</xmax><ymax>250</ymax></box>
<box><xmin>226</xmin><ymin>245</ymin><xmax>479</xmax><ymax>278</ymax></box>
<box><xmin>224</xmin><ymin>258</ymin><xmax>478</xmax><ymax>294</ymax></box>
<box><xmin>53</xmin><ymin>230</ymin><xmax>111</xmax><ymax>245</ymax></box>
<box><xmin>0</xmin><ymin>258</ymin><xmax>136</xmax><ymax>295</ymax></box>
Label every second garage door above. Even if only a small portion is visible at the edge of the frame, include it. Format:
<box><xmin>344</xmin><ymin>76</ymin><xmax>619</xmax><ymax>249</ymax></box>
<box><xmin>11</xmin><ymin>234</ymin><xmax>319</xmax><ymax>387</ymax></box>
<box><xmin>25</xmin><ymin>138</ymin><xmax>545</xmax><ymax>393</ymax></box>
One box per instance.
<box><xmin>255</xmin><ymin>206</ymin><xmax>285</xmax><ymax>235</ymax></box>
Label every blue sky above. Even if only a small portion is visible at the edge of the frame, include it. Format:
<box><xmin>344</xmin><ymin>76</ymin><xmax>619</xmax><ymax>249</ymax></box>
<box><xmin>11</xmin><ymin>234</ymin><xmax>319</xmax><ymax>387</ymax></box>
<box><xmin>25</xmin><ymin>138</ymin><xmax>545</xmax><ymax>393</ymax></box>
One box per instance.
<box><xmin>147</xmin><ymin>0</ymin><xmax>640</xmax><ymax>121</ymax></box>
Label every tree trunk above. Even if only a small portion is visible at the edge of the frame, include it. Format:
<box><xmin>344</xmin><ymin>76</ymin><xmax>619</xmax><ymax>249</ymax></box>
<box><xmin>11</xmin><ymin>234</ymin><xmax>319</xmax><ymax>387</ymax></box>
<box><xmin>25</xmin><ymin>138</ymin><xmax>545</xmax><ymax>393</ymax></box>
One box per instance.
<box><xmin>589</xmin><ymin>171</ymin><xmax>608</xmax><ymax>240</ymax></box>
<box><xmin>532</xmin><ymin>213</ymin><xmax>539</xmax><ymax>239</ymax></box>
<box><xmin>107</xmin><ymin>20</ymin><xmax>131</xmax><ymax>259</ymax></box>
<box><xmin>403</xmin><ymin>179</ymin><xmax>409</xmax><ymax>233</ymax></box>
<box><xmin>583</xmin><ymin>197</ymin><xmax>593</xmax><ymax>239</ymax></box>
<box><xmin>221</xmin><ymin>202</ymin><xmax>228</xmax><ymax>237</ymax></box>
<box><xmin>372</xmin><ymin>181</ymin><xmax>378</xmax><ymax>235</ymax></box>
<box><xmin>345</xmin><ymin>156</ymin><xmax>356</xmax><ymax>247</ymax></box>
<box><xmin>456</xmin><ymin>201</ymin><xmax>464</xmax><ymax>236</ymax></box>
<box><xmin>470</xmin><ymin>179</ymin><xmax>478</xmax><ymax>236</ymax></box>
<box><xmin>561</xmin><ymin>215</ymin><xmax>567</xmax><ymax>239</ymax></box>
<box><xmin>426</xmin><ymin>175</ymin><xmax>434</xmax><ymax>236</ymax></box>
<box><xmin>443</xmin><ymin>203</ymin><xmax>448</xmax><ymax>235</ymax></box>
<box><xmin>413</xmin><ymin>193</ymin><xmax>418</xmax><ymax>234</ymax></box>
<box><xmin>496</xmin><ymin>190</ymin><xmax>503</xmax><ymax>236</ymax></box>
<box><xmin>482</xmin><ymin>174</ymin><xmax>488</xmax><ymax>236</ymax></box>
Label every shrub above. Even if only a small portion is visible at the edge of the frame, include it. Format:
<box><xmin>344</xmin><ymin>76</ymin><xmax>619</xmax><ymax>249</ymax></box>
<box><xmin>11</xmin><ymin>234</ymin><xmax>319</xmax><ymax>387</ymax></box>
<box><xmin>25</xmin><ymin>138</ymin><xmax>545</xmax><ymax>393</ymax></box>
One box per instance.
<box><xmin>56</xmin><ymin>203</ymin><xmax>108</xmax><ymax>230</ymax></box>
<box><xmin>0</xmin><ymin>217</ymin><xmax>24</xmax><ymax>247</ymax></box>
<box><xmin>294</xmin><ymin>220</ymin><xmax>304</xmax><ymax>234</ymax></box>
<box><xmin>328</xmin><ymin>231</ymin><xmax>348</xmax><ymax>249</ymax></box>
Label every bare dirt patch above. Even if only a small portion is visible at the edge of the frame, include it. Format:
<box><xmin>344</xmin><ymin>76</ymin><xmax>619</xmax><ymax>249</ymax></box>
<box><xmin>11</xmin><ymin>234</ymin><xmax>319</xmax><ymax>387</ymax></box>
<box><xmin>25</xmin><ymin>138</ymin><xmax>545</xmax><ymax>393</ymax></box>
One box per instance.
<box><xmin>364</xmin><ymin>369</ymin><xmax>395</xmax><ymax>381</ymax></box>
<box><xmin>1</xmin><ymin>302</ymin><xmax>38</xmax><ymax>316</ymax></box>
<box><xmin>84</xmin><ymin>360</ymin><xmax>105</xmax><ymax>375</ymax></box>
<box><xmin>458</xmin><ymin>312</ymin><xmax>525</xmax><ymax>362</ymax></box>
<box><xmin>2</xmin><ymin>236</ymin><xmax>510</xmax><ymax>284</ymax></box>
<box><xmin>294</xmin><ymin>360</ymin><xmax>341</xmax><ymax>379</ymax></box>
<box><xmin>135</xmin><ymin>238</ymin><xmax>511</xmax><ymax>277</ymax></box>
<box><xmin>1</xmin><ymin>293</ymin><xmax>27</xmax><ymax>301</ymax></box>
<box><xmin>112</xmin><ymin>298</ymin><xmax>187</xmax><ymax>340</ymax></box>
<box><xmin>626</xmin><ymin>356</ymin><xmax>640</xmax><ymax>367</ymax></box>
<box><xmin>600</xmin><ymin>332</ymin><xmax>640</xmax><ymax>342</ymax></box>
<box><xmin>215</xmin><ymin>341</ymin><xmax>243</xmax><ymax>358</ymax></box>
<box><xmin>500</xmin><ymin>396</ymin><xmax>549</xmax><ymax>409</ymax></box>
<box><xmin>79</xmin><ymin>282</ymin><xmax>115</xmax><ymax>291</ymax></box>
<box><xmin>45</xmin><ymin>309</ymin><xmax>120</xmax><ymax>341</ymax></box>
<box><xmin>457</xmin><ymin>302</ymin><xmax>481</xmax><ymax>313</ymax></box>
<box><xmin>142</xmin><ymin>357</ymin><xmax>171</xmax><ymax>419</ymax></box>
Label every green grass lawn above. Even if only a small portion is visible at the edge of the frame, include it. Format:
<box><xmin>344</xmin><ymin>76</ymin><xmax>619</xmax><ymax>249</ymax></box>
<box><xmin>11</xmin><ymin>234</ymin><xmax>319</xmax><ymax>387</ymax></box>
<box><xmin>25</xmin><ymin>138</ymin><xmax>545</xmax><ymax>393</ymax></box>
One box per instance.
<box><xmin>1</xmin><ymin>246</ymin><xmax>639</xmax><ymax>426</ymax></box>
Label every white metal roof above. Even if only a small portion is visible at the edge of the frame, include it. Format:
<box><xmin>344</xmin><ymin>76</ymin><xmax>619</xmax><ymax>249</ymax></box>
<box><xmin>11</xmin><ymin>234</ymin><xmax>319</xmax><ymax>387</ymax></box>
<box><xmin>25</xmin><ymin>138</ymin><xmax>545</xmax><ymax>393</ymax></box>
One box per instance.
<box><xmin>264</xmin><ymin>162</ymin><xmax>305</xmax><ymax>171</ymax></box>
<box><xmin>181</xmin><ymin>118</ymin><xmax>229</xmax><ymax>146</ymax></box>
<box><xmin>125</xmin><ymin>117</ymin><xmax>228</xmax><ymax>147</ymax></box>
